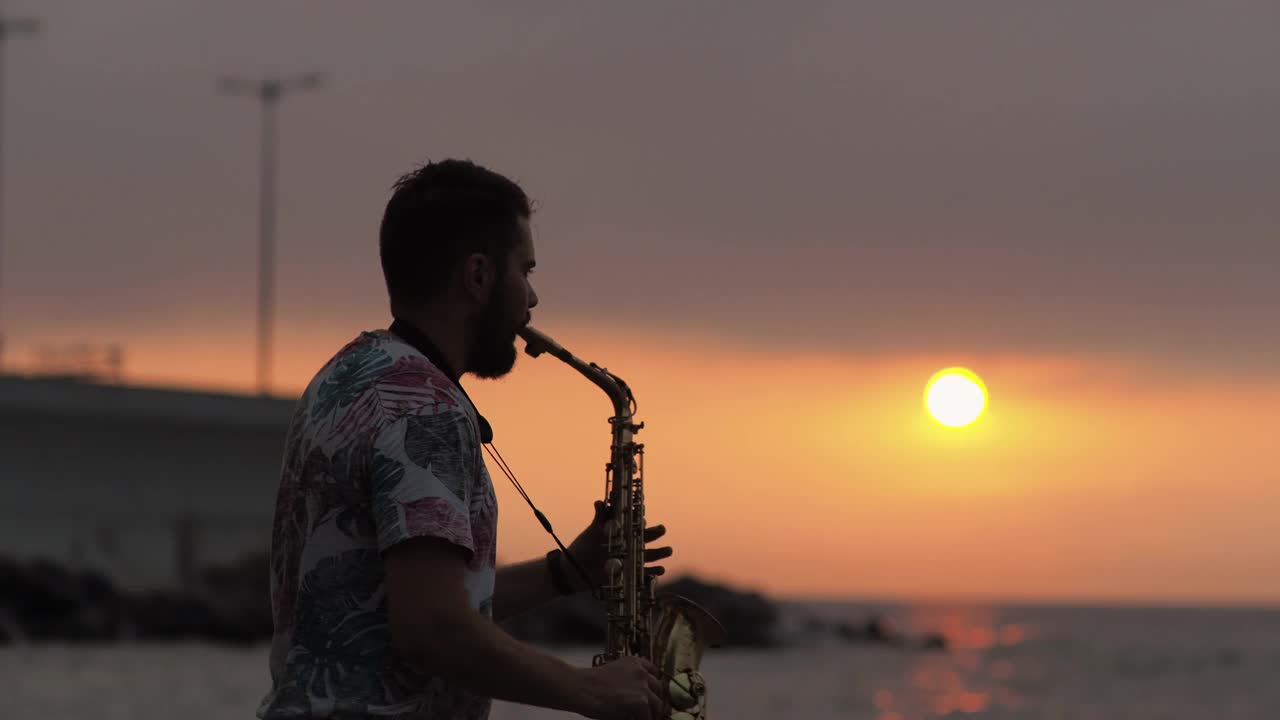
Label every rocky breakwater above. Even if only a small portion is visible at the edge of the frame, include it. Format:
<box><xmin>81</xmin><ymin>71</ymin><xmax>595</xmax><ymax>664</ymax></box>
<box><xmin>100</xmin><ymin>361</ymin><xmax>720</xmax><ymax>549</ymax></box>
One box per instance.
<box><xmin>0</xmin><ymin>554</ymin><xmax>781</xmax><ymax>648</ymax></box>
<box><xmin>2</xmin><ymin>554</ymin><xmax>945</xmax><ymax>652</ymax></box>
<box><xmin>0</xmin><ymin>553</ymin><xmax>270</xmax><ymax>644</ymax></box>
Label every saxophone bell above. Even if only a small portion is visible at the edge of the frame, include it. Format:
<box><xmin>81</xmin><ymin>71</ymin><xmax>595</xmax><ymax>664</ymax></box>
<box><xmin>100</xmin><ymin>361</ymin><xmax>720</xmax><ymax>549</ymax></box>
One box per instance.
<box><xmin>653</xmin><ymin>595</ymin><xmax>726</xmax><ymax>719</ymax></box>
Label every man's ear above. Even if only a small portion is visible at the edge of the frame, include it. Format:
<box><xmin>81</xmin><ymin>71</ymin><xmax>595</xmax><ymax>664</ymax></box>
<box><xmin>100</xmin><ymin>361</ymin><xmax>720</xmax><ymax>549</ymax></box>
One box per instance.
<box><xmin>459</xmin><ymin>252</ymin><xmax>495</xmax><ymax>302</ymax></box>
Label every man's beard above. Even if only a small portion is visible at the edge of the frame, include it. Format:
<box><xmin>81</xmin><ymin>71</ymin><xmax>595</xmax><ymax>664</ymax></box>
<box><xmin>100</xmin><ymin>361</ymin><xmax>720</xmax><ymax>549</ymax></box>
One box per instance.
<box><xmin>467</xmin><ymin>286</ymin><xmax>521</xmax><ymax>379</ymax></box>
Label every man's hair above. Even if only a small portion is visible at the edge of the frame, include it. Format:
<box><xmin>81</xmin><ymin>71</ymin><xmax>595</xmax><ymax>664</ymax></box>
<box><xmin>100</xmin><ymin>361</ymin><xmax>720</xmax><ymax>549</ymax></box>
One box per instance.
<box><xmin>379</xmin><ymin>159</ymin><xmax>532</xmax><ymax>306</ymax></box>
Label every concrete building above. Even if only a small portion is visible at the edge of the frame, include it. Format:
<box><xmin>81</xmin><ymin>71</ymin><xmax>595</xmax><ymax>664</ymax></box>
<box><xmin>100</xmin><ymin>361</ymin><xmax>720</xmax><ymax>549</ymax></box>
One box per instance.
<box><xmin>0</xmin><ymin>374</ymin><xmax>296</xmax><ymax>591</ymax></box>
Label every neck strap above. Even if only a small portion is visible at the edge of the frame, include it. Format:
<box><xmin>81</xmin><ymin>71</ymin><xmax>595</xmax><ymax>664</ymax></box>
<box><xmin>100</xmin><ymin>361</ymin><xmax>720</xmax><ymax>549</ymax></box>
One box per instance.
<box><xmin>387</xmin><ymin>318</ymin><xmax>493</xmax><ymax>444</ymax></box>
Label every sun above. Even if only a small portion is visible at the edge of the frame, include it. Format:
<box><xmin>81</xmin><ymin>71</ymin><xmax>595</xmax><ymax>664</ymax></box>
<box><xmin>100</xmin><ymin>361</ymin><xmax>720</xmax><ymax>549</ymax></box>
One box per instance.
<box><xmin>924</xmin><ymin>367</ymin><xmax>988</xmax><ymax>428</ymax></box>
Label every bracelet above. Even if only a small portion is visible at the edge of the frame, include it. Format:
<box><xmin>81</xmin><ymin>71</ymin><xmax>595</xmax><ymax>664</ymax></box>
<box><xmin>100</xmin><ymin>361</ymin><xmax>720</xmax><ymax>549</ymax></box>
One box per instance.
<box><xmin>546</xmin><ymin>549</ymin><xmax>576</xmax><ymax>596</ymax></box>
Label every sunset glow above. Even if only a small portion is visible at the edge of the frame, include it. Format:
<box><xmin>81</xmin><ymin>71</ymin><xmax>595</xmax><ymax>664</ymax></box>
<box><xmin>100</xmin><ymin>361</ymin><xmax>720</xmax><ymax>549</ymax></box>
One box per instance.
<box><xmin>35</xmin><ymin>320</ymin><xmax>1278</xmax><ymax>605</ymax></box>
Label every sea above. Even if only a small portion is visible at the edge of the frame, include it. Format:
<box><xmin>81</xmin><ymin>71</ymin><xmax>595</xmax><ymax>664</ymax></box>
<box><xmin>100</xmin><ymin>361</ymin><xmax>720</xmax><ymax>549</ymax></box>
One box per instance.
<box><xmin>2</xmin><ymin>600</ymin><xmax>1278</xmax><ymax>720</ymax></box>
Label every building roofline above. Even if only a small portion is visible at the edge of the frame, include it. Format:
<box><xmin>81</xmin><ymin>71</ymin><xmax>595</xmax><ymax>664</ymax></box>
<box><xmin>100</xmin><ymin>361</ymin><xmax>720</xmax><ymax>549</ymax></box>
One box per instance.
<box><xmin>0</xmin><ymin>374</ymin><xmax>296</xmax><ymax>430</ymax></box>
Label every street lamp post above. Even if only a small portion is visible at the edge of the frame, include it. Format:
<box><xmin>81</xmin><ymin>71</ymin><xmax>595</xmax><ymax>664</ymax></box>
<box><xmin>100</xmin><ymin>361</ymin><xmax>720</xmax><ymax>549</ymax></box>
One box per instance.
<box><xmin>218</xmin><ymin>72</ymin><xmax>324</xmax><ymax>396</ymax></box>
<box><xmin>0</xmin><ymin>14</ymin><xmax>40</xmax><ymax>372</ymax></box>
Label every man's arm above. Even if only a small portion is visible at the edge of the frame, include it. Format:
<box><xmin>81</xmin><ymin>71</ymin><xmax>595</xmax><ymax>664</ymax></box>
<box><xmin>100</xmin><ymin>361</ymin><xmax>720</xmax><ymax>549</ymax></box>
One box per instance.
<box><xmin>372</xmin><ymin>412</ymin><xmax>665</xmax><ymax>718</ymax></box>
<box><xmin>493</xmin><ymin>554</ymin><xmax>587</xmax><ymax>623</ymax></box>
<box><xmin>385</xmin><ymin>537</ymin><xmax>593</xmax><ymax>713</ymax></box>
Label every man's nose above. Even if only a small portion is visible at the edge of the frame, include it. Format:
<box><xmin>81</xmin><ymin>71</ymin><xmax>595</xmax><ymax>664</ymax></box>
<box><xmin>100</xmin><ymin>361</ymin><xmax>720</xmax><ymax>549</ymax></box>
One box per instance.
<box><xmin>528</xmin><ymin>287</ymin><xmax>539</xmax><ymax>309</ymax></box>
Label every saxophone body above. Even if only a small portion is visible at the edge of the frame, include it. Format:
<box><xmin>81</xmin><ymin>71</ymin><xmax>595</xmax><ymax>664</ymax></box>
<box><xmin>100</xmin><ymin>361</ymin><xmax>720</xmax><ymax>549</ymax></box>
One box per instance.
<box><xmin>519</xmin><ymin>326</ymin><xmax>726</xmax><ymax>720</ymax></box>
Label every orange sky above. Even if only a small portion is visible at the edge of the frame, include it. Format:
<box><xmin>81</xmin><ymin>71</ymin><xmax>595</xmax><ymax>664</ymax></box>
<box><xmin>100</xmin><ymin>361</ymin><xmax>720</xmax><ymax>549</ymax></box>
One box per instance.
<box><xmin>58</xmin><ymin>319</ymin><xmax>1280</xmax><ymax>606</ymax></box>
<box><xmin>3</xmin><ymin>2</ymin><xmax>1277</xmax><ymax>606</ymax></box>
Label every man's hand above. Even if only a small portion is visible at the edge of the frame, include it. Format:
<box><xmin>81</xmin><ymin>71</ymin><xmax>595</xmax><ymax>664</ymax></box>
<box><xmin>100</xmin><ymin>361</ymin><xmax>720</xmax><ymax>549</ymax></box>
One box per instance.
<box><xmin>566</xmin><ymin>500</ymin><xmax>673</xmax><ymax>590</ymax></box>
<box><xmin>494</xmin><ymin>498</ymin><xmax>670</xmax><ymax>619</ymax></box>
<box><xmin>578</xmin><ymin>655</ymin><xmax>670</xmax><ymax>720</ymax></box>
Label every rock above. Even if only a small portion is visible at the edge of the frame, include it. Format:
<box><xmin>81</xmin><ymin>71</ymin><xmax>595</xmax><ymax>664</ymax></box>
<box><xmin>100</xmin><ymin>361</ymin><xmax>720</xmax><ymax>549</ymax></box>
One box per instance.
<box><xmin>128</xmin><ymin>591</ymin><xmax>216</xmax><ymax>639</ymax></box>
<box><xmin>0</xmin><ymin>556</ymin><xmax>130</xmax><ymax>641</ymax></box>
<box><xmin>0</xmin><ymin>607</ymin><xmax>24</xmax><ymax>645</ymax></box>
<box><xmin>199</xmin><ymin>551</ymin><xmax>273</xmax><ymax>644</ymax></box>
<box><xmin>831</xmin><ymin>614</ymin><xmax>948</xmax><ymax>652</ymax></box>
<box><xmin>0</xmin><ymin>552</ymin><xmax>274</xmax><ymax>645</ymax></box>
<box><xmin>658</xmin><ymin>576</ymin><xmax>779</xmax><ymax>648</ymax></box>
<box><xmin>501</xmin><ymin>574</ymin><xmax>782</xmax><ymax>648</ymax></box>
<box><xmin>920</xmin><ymin>632</ymin><xmax>947</xmax><ymax>652</ymax></box>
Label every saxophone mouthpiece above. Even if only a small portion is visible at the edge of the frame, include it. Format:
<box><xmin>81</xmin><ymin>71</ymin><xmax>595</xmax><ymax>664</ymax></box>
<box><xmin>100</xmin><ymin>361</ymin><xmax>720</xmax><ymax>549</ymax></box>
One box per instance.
<box><xmin>518</xmin><ymin>325</ymin><xmax>566</xmax><ymax>361</ymax></box>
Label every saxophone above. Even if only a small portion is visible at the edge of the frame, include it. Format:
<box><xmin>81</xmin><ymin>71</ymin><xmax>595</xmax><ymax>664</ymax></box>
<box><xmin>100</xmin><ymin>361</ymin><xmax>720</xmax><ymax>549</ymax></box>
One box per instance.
<box><xmin>518</xmin><ymin>326</ymin><xmax>726</xmax><ymax>720</ymax></box>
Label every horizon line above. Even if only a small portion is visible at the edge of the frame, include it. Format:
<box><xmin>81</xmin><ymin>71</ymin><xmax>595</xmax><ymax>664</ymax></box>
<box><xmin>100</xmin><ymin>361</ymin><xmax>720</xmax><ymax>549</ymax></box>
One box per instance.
<box><xmin>769</xmin><ymin>590</ymin><xmax>1280</xmax><ymax>611</ymax></box>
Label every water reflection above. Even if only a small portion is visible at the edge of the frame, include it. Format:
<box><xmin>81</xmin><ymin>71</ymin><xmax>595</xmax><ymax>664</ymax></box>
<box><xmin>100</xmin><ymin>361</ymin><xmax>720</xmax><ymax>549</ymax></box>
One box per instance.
<box><xmin>880</xmin><ymin>605</ymin><xmax>1038</xmax><ymax>717</ymax></box>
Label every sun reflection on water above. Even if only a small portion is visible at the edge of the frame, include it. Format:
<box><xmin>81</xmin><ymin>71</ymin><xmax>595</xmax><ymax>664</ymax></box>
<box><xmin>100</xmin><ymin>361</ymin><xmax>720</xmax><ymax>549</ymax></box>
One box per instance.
<box><xmin>867</xmin><ymin>605</ymin><xmax>1042</xmax><ymax>718</ymax></box>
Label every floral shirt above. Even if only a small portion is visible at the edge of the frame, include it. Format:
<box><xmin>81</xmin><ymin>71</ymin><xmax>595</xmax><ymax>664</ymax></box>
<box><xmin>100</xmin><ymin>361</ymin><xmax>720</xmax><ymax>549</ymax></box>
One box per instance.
<box><xmin>258</xmin><ymin>330</ymin><xmax>498</xmax><ymax>720</ymax></box>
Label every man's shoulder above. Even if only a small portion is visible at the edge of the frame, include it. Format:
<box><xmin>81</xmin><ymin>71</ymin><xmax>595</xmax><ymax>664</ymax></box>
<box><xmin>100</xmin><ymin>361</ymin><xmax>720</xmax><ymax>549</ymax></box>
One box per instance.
<box><xmin>349</xmin><ymin>331</ymin><xmax>470</xmax><ymax>421</ymax></box>
<box><xmin>301</xmin><ymin>330</ymin><xmax>468</xmax><ymax>426</ymax></box>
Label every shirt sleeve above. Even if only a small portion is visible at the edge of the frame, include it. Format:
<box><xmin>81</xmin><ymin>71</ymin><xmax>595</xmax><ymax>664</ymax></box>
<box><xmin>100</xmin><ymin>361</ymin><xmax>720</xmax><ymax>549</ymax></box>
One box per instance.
<box><xmin>369</xmin><ymin>406</ymin><xmax>480</xmax><ymax>559</ymax></box>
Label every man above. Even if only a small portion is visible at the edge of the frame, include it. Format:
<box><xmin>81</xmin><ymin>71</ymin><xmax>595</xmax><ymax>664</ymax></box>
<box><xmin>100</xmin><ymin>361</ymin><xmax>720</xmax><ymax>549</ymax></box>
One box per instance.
<box><xmin>258</xmin><ymin>159</ymin><xmax>672</xmax><ymax>720</ymax></box>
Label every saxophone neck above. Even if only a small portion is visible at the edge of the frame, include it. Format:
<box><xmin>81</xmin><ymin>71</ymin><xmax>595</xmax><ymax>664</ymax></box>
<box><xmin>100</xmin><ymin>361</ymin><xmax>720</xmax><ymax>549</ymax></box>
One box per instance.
<box><xmin>519</xmin><ymin>325</ymin><xmax>634</xmax><ymax>418</ymax></box>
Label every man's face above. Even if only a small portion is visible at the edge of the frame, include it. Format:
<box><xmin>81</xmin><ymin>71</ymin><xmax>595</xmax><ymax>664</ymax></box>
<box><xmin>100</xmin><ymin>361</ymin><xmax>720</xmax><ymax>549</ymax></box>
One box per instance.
<box><xmin>468</xmin><ymin>218</ymin><xmax>538</xmax><ymax>379</ymax></box>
